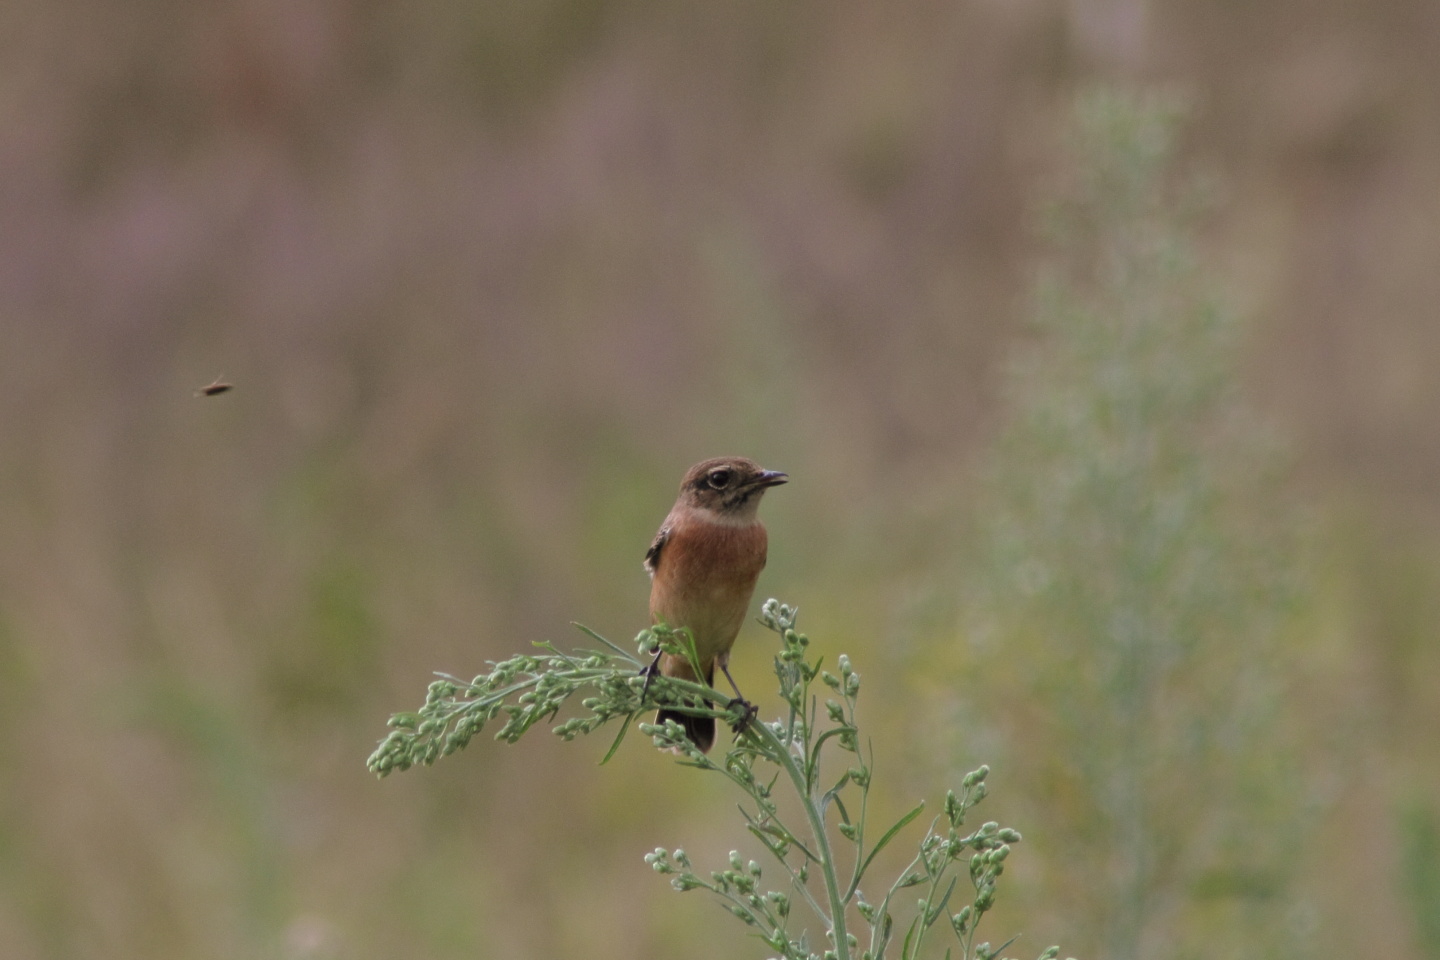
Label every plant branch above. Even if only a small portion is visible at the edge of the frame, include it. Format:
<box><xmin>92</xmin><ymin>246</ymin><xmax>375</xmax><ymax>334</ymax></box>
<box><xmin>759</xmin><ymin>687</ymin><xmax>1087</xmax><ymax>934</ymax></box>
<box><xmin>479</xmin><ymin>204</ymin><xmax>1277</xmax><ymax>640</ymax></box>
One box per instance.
<box><xmin>368</xmin><ymin>601</ymin><xmax>1065</xmax><ymax>960</ymax></box>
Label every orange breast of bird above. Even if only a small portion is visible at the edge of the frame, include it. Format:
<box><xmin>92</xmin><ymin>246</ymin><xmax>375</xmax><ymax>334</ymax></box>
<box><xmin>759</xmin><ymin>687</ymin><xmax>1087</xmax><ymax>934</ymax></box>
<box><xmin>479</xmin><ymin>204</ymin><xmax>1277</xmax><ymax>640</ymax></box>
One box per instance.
<box><xmin>649</xmin><ymin>518</ymin><xmax>768</xmax><ymax>680</ymax></box>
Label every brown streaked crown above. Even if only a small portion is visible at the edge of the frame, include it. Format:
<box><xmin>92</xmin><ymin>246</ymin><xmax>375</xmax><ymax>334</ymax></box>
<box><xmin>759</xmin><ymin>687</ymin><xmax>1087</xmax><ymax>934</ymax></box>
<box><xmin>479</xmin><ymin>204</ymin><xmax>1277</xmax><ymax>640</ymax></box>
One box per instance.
<box><xmin>677</xmin><ymin>457</ymin><xmax>788</xmax><ymax>515</ymax></box>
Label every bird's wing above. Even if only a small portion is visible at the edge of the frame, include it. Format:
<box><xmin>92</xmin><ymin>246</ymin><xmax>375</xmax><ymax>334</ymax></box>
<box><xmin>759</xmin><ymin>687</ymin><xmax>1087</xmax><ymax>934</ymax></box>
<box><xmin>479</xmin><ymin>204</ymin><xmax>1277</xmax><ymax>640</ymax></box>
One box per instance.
<box><xmin>643</xmin><ymin>524</ymin><xmax>670</xmax><ymax>578</ymax></box>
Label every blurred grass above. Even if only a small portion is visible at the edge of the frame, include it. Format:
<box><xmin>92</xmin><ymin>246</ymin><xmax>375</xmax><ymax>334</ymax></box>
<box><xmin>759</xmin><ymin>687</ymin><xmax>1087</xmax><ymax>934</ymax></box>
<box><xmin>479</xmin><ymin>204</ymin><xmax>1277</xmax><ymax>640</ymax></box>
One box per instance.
<box><xmin>1402</xmin><ymin>803</ymin><xmax>1440</xmax><ymax>959</ymax></box>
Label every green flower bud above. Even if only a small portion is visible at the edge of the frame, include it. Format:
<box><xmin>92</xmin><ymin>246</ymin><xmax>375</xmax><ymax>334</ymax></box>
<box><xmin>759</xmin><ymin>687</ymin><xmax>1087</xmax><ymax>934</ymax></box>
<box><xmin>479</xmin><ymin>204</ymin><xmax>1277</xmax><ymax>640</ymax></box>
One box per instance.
<box><xmin>730</xmin><ymin>905</ymin><xmax>757</xmax><ymax>925</ymax></box>
<box><xmin>945</xmin><ymin>790</ymin><xmax>962</xmax><ymax>825</ymax></box>
<box><xmin>975</xmin><ymin>883</ymin><xmax>996</xmax><ymax>911</ymax></box>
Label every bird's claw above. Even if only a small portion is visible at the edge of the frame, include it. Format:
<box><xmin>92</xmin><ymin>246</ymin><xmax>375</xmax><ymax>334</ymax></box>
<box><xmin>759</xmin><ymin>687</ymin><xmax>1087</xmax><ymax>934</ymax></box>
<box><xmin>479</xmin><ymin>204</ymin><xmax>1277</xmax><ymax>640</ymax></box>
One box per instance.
<box><xmin>726</xmin><ymin>697</ymin><xmax>758</xmax><ymax>735</ymax></box>
<box><xmin>638</xmin><ymin>649</ymin><xmax>664</xmax><ymax>703</ymax></box>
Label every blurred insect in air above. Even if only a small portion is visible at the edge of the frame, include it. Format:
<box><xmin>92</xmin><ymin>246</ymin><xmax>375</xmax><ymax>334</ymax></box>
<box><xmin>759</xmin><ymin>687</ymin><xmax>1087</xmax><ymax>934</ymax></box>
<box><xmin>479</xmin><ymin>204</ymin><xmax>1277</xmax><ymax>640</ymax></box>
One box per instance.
<box><xmin>195</xmin><ymin>376</ymin><xmax>233</xmax><ymax>397</ymax></box>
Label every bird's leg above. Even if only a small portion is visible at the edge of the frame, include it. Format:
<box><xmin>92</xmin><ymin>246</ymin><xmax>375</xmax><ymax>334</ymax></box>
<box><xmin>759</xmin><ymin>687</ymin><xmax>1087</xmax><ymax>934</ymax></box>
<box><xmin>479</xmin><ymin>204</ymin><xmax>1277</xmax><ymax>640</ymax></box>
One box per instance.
<box><xmin>638</xmin><ymin>647</ymin><xmax>664</xmax><ymax>704</ymax></box>
<box><xmin>718</xmin><ymin>659</ymin><xmax>758</xmax><ymax>734</ymax></box>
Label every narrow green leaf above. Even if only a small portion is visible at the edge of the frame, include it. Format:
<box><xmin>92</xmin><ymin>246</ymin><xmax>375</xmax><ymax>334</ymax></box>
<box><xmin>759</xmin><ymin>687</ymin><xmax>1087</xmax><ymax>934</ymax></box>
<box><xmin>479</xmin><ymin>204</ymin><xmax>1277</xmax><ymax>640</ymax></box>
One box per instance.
<box><xmin>855</xmin><ymin>802</ymin><xmax>925</xmax><ymax>884</ymax></box>
<box><xmin>927</xmin><ymin>876</ymin><xmax>957</xmax><ymax>926</ymax></box>
<box><xmin>598</xmin><ymin>712</ymin><xmax>636</xmax><ymax>765</ymax></box>
<box><xmin>900</xmin><ymin>915</ymin><xmax>922</xmax><ymax>960</ymax></box>
<box><xmin>813</xmin><ymin>727</ymin><xmax>851</xmax><ymax>754</ymax></box>
<box><xmin>739</xmin><ymin>806</ymin><xmax>819</xmax><ymax>863</ymax></box>
<box><xmin>571</xmin><ymin>622</ymin><xmax>638</xmax><ymax>662</ymax></box>
<box><xmin>875</xmin><ymin>908</ymin><xmax>895</xmax><ymax>956</ymax></box>
<box><xmin>820</xmin><ymin>773</ymin><xmax>852</xmax><ymax>820</ymax></box>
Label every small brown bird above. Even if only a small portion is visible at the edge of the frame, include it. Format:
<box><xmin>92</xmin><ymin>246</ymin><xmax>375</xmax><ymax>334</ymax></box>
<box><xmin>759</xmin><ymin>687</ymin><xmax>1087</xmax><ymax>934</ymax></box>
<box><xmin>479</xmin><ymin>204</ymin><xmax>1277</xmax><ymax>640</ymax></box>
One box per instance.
<box><xmin>644</xmin><ymin>456</ymin><xmax>787</xmax><ymax>752</ymax></box>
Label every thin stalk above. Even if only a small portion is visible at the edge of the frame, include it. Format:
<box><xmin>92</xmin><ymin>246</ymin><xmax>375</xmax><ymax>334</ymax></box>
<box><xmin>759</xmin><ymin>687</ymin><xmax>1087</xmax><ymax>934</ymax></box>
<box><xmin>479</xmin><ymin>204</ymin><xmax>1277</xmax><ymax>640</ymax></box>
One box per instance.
<box><xmin>749</xmin><ymin>717</ymin><xmax>852</xmax><ymax>960</ymax></box>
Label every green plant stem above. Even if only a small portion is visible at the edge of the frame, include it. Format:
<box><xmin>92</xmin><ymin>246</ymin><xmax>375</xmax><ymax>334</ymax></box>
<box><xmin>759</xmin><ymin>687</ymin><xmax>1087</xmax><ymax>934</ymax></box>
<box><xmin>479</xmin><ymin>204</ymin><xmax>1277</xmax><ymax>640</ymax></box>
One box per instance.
<box><xmin>372</xmin><ymin>607</ymin><xmax>1054</xmax><ymax>960</ymax></box>
<box><xmin>747</xmin><ymin>715</ymin><xmax>852</xmax><ymax>960</ymax></box>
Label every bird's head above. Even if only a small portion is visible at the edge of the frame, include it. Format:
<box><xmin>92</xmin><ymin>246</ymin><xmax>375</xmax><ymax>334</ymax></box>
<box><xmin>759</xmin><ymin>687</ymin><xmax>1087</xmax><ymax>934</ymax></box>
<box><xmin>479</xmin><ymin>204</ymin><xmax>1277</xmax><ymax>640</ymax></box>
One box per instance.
<box><xmin>677</xmin><ymin>457</ymin><xmax>788</xmax><ymax>522</ymax></box>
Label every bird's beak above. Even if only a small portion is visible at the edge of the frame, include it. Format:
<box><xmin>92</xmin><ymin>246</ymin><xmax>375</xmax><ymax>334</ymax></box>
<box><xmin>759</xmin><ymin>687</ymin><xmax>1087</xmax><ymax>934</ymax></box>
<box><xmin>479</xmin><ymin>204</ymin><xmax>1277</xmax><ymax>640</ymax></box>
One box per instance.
<box><xmin>756</xmin><ymin>470</ymin><xmax>789</xmax><ymax>488</ymax></box>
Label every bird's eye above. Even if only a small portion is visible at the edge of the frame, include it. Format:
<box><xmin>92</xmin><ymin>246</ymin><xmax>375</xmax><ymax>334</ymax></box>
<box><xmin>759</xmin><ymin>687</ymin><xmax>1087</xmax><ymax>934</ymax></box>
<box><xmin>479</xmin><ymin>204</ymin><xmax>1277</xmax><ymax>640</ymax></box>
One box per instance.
<box><xmin>707</xmin><ymin>469</ymin><xmax>732</xmax><ymax>489</ymax></box>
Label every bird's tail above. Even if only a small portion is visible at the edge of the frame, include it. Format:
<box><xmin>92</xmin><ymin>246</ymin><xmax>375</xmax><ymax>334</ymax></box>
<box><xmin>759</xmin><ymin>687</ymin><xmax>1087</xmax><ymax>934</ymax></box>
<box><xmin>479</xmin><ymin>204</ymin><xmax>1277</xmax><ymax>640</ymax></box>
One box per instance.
<box><xmin>655</xmin><ymin>660</ymin><xmax>716</xmax><ymax>753</ymax></box>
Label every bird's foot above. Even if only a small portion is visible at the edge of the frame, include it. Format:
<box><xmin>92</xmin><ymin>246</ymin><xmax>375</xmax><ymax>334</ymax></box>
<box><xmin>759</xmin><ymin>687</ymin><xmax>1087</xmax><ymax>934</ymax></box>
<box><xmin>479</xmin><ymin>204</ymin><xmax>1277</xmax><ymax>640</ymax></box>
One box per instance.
<box><xmin>725</xmin><ymin>696</ymin><xmax>758</xmax><ymax>735</ymax></box>
<box><xmin>637</xmin><ymin>650</ymin><xmax>663</xmax><ymax>703</ymax></box>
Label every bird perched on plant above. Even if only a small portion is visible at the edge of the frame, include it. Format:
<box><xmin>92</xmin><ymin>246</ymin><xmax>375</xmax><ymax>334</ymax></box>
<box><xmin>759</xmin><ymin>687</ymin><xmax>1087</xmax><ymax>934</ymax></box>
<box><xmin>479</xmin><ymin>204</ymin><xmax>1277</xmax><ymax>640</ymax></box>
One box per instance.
<box><xmin>644</xmin><ymin>456</ymin><xmax>787</xmax><ymax>752</ymax></box>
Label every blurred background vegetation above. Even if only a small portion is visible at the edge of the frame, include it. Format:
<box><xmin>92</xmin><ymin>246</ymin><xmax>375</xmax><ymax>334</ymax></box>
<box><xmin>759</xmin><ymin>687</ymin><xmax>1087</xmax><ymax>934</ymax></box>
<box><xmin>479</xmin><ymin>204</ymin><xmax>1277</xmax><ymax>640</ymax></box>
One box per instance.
<box><xmin>1</xmin><ymin>1</ymin><xmax>1438</xmax><ymax>958</ymax></box>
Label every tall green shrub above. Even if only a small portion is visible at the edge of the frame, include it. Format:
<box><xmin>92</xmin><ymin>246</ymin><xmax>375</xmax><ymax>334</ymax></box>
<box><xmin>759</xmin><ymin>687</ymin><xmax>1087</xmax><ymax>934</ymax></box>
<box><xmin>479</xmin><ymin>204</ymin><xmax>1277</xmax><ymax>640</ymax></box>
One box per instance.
<box><xmin>946</xmin><ymin>89</ymin><xmax>1315</xmax><ymax>960</ymax></box>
